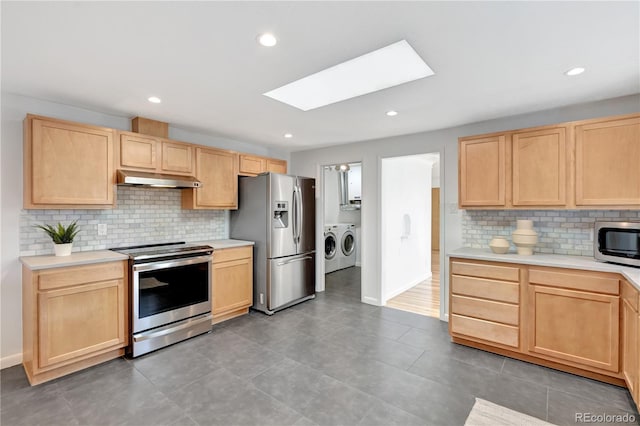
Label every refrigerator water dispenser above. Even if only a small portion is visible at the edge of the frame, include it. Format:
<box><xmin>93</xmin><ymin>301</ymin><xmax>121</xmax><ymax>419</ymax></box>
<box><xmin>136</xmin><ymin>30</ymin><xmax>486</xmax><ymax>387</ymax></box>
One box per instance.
<box><xmin>273</xmin><ymin>201</ymin><xmax>289</xmax><ymax>228</ymax></box>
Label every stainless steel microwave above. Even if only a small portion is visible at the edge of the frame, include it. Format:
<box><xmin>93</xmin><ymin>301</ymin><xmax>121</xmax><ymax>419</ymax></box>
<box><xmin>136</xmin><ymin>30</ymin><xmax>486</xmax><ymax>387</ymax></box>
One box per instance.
<box><xmin>594</xmin><ymin>221</ymin><xmax>640</xmax><ymax>267</ymax></box>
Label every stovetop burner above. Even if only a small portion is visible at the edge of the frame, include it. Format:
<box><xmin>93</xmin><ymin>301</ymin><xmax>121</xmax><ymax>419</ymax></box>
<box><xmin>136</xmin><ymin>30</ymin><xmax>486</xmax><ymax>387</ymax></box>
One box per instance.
<box><xmin>110</xmin><ymin>241</ymin><xmax>213</xmax><ymax>261</ymax></box>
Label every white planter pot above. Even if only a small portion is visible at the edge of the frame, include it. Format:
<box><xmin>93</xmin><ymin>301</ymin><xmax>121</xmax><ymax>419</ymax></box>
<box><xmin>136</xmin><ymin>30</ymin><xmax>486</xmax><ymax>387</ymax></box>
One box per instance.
<box><xmin>54</xmin><ymin>243</ymin><xmax>73</xmax><ymax>257</ymax></box>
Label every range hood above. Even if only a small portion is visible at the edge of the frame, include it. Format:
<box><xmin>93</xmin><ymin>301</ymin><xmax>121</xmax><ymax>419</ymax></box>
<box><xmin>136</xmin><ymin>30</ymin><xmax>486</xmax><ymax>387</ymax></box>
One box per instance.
<box><xmin>117</xmin><ymin>170</ymin><xmax>202</xmax><ymax>188</ymax></box>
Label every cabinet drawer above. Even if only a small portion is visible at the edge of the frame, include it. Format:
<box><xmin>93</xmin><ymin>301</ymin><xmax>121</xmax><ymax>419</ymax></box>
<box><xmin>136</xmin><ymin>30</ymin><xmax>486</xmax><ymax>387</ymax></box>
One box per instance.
<box><xmin>451</xmin><ymin>275</ymin><xmax>519</xmax><ymax>304</ymax></box>
<box><xmin>451</xmin><ymin>314</ymin><xmax>519</xmax><ymax>348</ymax></box>
<box><xmin>451</xmin><ymin>295</ymin><xmax>519</xmax><ymax>326</ymax></box>
<box><xmin>213</xmin><ymin>246</ymin><xmax>253</xmax><ymax>264</ymax></box>
<box><xmin>451</xmin><ymin>261</ymin><xmax>519</xmax><ymax>282</ymax></box>
<box><xmin>622</xmin><ymin>280</ymin><xmax>638</xmax><ymax>312</ymax></box>
<box><xmin>529</xmin><ymin>268</ymin><xmax>619</xmax><ymax>295</ymax></box>
<box><xmin>38</xmin><ymin>262</ymin><xmax>125</xmax><ymax>291</ymax></box>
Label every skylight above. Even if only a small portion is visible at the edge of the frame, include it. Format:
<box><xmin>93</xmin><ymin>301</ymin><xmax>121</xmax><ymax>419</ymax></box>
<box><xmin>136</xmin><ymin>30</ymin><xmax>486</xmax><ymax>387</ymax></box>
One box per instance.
<box><xmin>263</xmin><ymin>40</ymin><xmax>434</xmax><ymax>111</ymax></box>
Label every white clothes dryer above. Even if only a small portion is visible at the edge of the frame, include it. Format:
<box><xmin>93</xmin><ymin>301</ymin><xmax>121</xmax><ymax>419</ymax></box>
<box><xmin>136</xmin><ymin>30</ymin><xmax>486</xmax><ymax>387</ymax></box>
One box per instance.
<box><xmin>324</xmin><ymin>225</ymin><xmax>340</xmax><ymax>273</ymax></box>
<box><xmin>338</xmin><ymin>224</ymin><xmax>357</xmax><ymax>270</ymax></box>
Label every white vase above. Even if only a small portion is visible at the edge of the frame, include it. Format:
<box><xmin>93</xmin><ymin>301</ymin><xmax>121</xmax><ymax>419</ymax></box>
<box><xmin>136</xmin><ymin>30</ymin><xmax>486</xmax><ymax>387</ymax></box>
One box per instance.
<box><xmin>512</xmin><ymin>220</ymin><xmax>538</xmax><ymax>255</ymax></box>
<box><xmin>54</xmin><ymin>243</ymin><xmax>73</xmax><ymax>257</ymax></box>
<box><xmin>489</xmin><ymin>237</ymin><xmax>510</xmax><ymax>254</ymax></box>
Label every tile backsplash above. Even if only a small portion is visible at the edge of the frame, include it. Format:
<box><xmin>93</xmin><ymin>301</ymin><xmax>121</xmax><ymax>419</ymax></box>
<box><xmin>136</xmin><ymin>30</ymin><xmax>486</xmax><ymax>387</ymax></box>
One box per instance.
<box><xmin>462</xmin><ymin>210</ymin><xmax>640</xmax><ymax>256</ymax></box>
<box><xmin>20</xmin><ymin>187</ymin><xmax>227</xmax><ymax>256</ymax></box>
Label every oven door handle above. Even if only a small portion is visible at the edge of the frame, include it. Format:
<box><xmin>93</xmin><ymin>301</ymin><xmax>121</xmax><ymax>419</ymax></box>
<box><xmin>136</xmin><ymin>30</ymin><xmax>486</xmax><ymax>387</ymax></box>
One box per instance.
<box><xmin>133</xmin><ymin>254</ymin><xmax>212</xmax><ymax>272</ymax></box>
<box><xmin>132</xmin><ymin>314</ymin><xmax>213</xmax><ymax>342</ymax></box>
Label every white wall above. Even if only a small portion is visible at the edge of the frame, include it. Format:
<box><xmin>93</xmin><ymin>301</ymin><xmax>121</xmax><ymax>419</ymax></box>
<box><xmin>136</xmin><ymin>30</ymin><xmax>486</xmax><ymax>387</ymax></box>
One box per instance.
<box><xmin>0</xmin><ymin>92</ymin><xmax>286</xmax><ymax>367</ymax></box>
<box><xmin>289</xmin><ymin>94</ymin><xmax>640</xmax><ymax>312</ymax></box>
<box><xmin>381</xmin><ymin>155</ymin><xmax>432</xmax><ymax>302</ymax></box>
<box><xmin>432</xmin><ymin>160</ymin><xmax>440</xmax><ymax>188</ymax></box>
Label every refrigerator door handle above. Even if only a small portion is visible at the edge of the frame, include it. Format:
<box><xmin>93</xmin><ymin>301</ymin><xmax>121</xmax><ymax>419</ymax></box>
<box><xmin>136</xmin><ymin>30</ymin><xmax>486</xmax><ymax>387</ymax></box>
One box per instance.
<box><xmin>292</xmin><ymin>186</ymin><xmax>299</xmax><ymax>244</ymax></box>
<box><xmin>277</xmin><ymin>256</ymin><xmax>313</xmax><ymax>266</ymax></box>
<box><xmin>297</xmin><ymin>183</ymin><xmax>303</xmax><ymax>244</ymax></box>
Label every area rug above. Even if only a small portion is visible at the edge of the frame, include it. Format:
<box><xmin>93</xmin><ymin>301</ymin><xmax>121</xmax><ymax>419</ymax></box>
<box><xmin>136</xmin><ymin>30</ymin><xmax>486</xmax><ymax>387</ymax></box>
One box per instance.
<box><xmin>464</xmin><ymin>398</ymin><xmax>554</xmax><ymax>426</ymax></box>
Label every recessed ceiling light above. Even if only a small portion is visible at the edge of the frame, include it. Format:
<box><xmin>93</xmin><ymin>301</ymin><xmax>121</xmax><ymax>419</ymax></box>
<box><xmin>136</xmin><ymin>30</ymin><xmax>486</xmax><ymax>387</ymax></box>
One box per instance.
<box><xmin>565</xmin><ymin>67</ymin><xmax>585</xmax><ymax>76</ymax></box>
<box><xmin>147</xmin><ymin>96</ymin><xmax>162</xmax><ymax>104</ymax></box>
<box><xmin>263</xmin><ymin>40</ymin><xmax>434</xmax><ymax>111</ymax></box>
<box><xmin>386</xmin><ymin>110</ymin><xmax>398</xmax><ymax>117</ymax></box>
<box><xmin>258</xmin><ymin>33</ymin><xmax>277</xmax><ymax>47</ymax></box>
<box><xmin>284</xmin><ymin>133</ymin><xmax>293</xmax><ymax>139</ymax></box>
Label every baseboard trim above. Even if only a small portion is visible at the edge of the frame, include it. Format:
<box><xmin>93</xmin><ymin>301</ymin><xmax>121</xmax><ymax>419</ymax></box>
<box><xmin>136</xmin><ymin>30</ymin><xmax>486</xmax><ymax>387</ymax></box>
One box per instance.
<box><xmin>1</xmin><ymin>352</ymin><xmax>23</xmax><ymax>369</ymax></box>
<box><xmin>362</xmin><ymin>296</ymin><xmax>381</xmax><ymax>306</ymax></box>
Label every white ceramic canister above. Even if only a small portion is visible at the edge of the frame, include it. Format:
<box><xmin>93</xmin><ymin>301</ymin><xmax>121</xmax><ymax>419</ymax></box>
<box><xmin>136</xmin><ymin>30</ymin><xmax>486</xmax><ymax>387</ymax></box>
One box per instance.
<box><xmin>489</xmin><ymin>237</ymin><xmax>510</xmax><ymax>254</ymax></box>
<box><xmin>512</xmin><ymin>220</ymin><xmax>538</xmax><ymax>255</ymax></box>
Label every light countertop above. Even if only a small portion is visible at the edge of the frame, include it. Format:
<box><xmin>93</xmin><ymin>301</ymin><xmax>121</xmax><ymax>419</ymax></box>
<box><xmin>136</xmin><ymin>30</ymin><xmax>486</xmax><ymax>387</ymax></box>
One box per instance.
<box><xmin>20</xmin><ymin>250</ymin><xmax>129</xmax><ymax>271</ymax></box>
<box><xmin>196</xmin><ymin>239</ymin><xmax>255</xmax><ymax>250</ymax></box>
<box><xmin>20</xmin><ymin>239</ymin><xmax>255</xmax><ymax>271</ymax></box>
<box><xmin>448</xmin><ymin>247</ymin><xmax>640</xmax><ymax>290</ymax></box>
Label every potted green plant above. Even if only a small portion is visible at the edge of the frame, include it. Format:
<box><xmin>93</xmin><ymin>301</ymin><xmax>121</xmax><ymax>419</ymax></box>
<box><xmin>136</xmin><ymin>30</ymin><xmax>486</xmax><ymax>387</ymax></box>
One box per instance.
<box><xmin>34</xmin><ymin>220</ymin><xmax>80</xmax><ymax>256</ymax></box>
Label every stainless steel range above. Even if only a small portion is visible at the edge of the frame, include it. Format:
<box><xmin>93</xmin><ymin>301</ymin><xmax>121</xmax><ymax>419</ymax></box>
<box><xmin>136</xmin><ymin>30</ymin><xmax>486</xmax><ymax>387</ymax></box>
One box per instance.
<box><xmin>111</xmin><ymin>242</ymin><xmax>213</xmax><ymax>357</ymax></box>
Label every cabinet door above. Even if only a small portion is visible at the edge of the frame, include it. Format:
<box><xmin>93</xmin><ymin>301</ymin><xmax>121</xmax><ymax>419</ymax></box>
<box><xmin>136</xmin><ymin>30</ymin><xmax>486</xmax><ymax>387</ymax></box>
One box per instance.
<box><xmin>512</xmin><ymin>127</ymin><xmax>567</xmax><ymax>206</ymax></box>
<box><xmin>212</xmin><ymin>257</ymin><xmax>252</xmax><ymax>317</ymax></box>
<box><xmin>459</xmin><ymin>135</ymin><xmax>506</xmax><ymax>207</ymax></box>
<box><xmin>622</xmin><ymin>298</ymin><xmax>638</xmax><ymax>402</ymax></box>
<box><xmin>37</xmin><ymin>279</ymin><xmax>127</xmax><ymax>369</ymax></box>
<box><xmin>527</xmin><ymin>285</ymin><xmax>619</xmax><ymax>372</ymax></box>
<box><xmin>266</xmin><ymin>159</ymin><xmax>287</xmax><ymax>174</ymax></box>
<box><xmin>162</xmin><ymin>141</ymin><xmax>194</xmax><ymax>175</ymax></box>
<box><xmin>28</xmin><ymin>117</ymin><xmax>114</xmax><ymax>207</ymax></box>
<box><xmin>575</xmin><ymin>116</ymin><xmax>640</xmax><ymax>206</ymax></box>
<box><xmin>193</xmin><ymin>147</ymin><xmax>238</xmax><ymax>209</ymax></box>
<box><xmin>239</xmin><ymin>155</ymin><xmax>265</xmax><ymax>176</ymax></box>
<box><xmin>119</xmin><ymin>133</ymin><xmax>158</xmax><ymax>171</ymax></box>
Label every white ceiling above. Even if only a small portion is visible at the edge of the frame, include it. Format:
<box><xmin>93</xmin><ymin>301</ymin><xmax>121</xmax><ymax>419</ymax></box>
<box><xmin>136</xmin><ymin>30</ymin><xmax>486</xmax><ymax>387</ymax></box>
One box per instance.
<box><xmin>2</xmin><ymin>1</ymin><xmax>639</xmax><ymax>151</ymax></box>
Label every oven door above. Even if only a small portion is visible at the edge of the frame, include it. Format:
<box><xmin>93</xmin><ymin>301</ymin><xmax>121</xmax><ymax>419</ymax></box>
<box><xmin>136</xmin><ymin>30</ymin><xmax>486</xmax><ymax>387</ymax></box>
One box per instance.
<box><xmin>132</xmin><ymin>255</ymin><xmax>211</xmax><ymax>333</ymax></box>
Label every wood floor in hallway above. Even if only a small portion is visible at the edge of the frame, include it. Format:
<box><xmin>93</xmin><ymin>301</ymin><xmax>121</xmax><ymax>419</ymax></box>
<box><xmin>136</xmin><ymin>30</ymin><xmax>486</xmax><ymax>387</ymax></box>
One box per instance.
<box><xmin>386</xmin><ymin>251</ymin><xmax>440</xmax><ymax>318</ymax></box>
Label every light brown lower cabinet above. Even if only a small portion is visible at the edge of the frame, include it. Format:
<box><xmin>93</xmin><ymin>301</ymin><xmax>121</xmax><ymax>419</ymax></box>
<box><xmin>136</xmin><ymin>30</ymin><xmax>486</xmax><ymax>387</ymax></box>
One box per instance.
<box><xmin>212</xmin><ymin>246</ymin><xmax>253</xmax><ymax>324</ymax></box>
<box><xmin>449</xmin><ymin>258</ymin><xmax>632</xmax><ymax>391</ymax></box>
<box><xmin>622</xmin><ymin>280</ymin><xmax>639</xmax><ymax>405</ymax></box>
<box><xmin>22</xmin><ymin>261</ymin><xmax>129</xmax><ymax>385</ymax></box>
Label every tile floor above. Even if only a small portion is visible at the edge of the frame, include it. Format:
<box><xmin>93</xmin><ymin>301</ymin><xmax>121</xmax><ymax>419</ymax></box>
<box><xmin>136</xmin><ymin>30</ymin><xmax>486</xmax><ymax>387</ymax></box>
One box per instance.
<box><xmin>1</xmin><ymin>266</ymin><xmax>638</xmax><ymax>425</ymax></box>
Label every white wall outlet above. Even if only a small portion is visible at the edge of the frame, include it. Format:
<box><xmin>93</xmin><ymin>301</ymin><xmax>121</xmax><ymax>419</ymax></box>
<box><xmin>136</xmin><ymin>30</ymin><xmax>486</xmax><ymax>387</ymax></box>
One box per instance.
<box><xmin>447</xmin><ymin>203</ymin><xmax>459</xmax><ymax>214</ymax></box>
<box><xmin>97</xmin><ymin>224</ymin><xmax>107</xmax><ymax>236</ymax></box>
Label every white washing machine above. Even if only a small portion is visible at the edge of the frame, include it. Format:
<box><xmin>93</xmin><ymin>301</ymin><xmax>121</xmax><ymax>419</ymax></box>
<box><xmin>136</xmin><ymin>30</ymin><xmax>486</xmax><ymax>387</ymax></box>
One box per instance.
<box><xmin>337</xmin><ymin>223</ymin><xmax>357</xmax><ymax>270</ymax></box>
<box><xmin>324</xmin><ymin>225</ymin><xmax>340</xmax><ymax>273</ymax></box>
<box><xmin>326</xmin><ymin>223</ymin><xmax>357</xmax><ymax>272</ymax></box>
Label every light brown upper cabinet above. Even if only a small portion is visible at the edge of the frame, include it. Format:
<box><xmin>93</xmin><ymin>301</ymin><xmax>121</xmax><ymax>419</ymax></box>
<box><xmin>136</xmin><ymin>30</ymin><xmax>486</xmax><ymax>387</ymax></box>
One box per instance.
<box><xmin>459</xmin><ymin>135</ymin><xmax>506</xmax><ymax>207</ymax></box>
<box><xmin>266</xmin><ymin>158</ymin><xmax>287</xmax><ymax>174</ymax></box>
<box><xmin>118</xmin><ymin>132</ymin><xmax>195</xmax><ymax>176</ymax></box>
<box><xmin>459</xmin><ymin>113</ymin><xmax>640</xmax><ymax>209</ymax></box>
<box><xmin>575</xmin><ymin>116</ymin><xmax>640</xmax><ymax>207</ymax></box>
<box><xmin>182</xmin><ymin>147</ymin><xmax>238</xmax><ymax>209</ymax></box>
<box><xmin>238</xmin><ymin>154</ymin><xmax>287</xmax><ymax>176</ymax></box>
<box><xmin>24</xmin><ymin>115</ymin><xmax>115</xmax><ymax>209</ymax></box>
<box><xmin>511</xmin><ymin>127</ymin><xmax>567</xmax><ymax>206</ymax></box>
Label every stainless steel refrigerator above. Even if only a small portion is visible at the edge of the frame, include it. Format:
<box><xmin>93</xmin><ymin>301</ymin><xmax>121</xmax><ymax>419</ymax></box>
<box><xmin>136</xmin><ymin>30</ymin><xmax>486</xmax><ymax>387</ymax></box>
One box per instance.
<box><xmin>230</xmin><ymin>173</ymin><xmax>316</xmax><ymax>314</ymax></box>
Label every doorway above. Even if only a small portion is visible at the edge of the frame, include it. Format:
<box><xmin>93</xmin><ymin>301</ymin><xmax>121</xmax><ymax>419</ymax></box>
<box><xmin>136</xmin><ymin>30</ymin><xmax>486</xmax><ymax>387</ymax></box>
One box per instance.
<box><xmin>322</xmin><ymin>162</ymin><xmax>362</xmax><ymax>301</ymax></box>
<box><xmin>382</xmin><ymin>153</ymin><xmax>441</xmax><ymax>318</ymax></box>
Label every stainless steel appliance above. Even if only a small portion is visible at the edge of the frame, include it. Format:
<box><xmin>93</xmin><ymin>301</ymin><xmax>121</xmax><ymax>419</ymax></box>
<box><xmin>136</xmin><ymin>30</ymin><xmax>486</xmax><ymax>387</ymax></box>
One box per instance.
<box><xmin>231</xmin><ymin>173</ymin><xmax>316</xmax><ymax>314</ymax></box>
<box><xmin>111</xmin><ymin>242</ymin><xmax>213</xmax><ymax>356</ymax></box>
<box><xmin>595</xmin><ymin>221</ymin><xmax>640</xmax><ymax>268</ymax></box>
<box><xmin>116</xmin><ymin>169</ymin><xmax>202</xmax><ymax>188</ymax></box>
